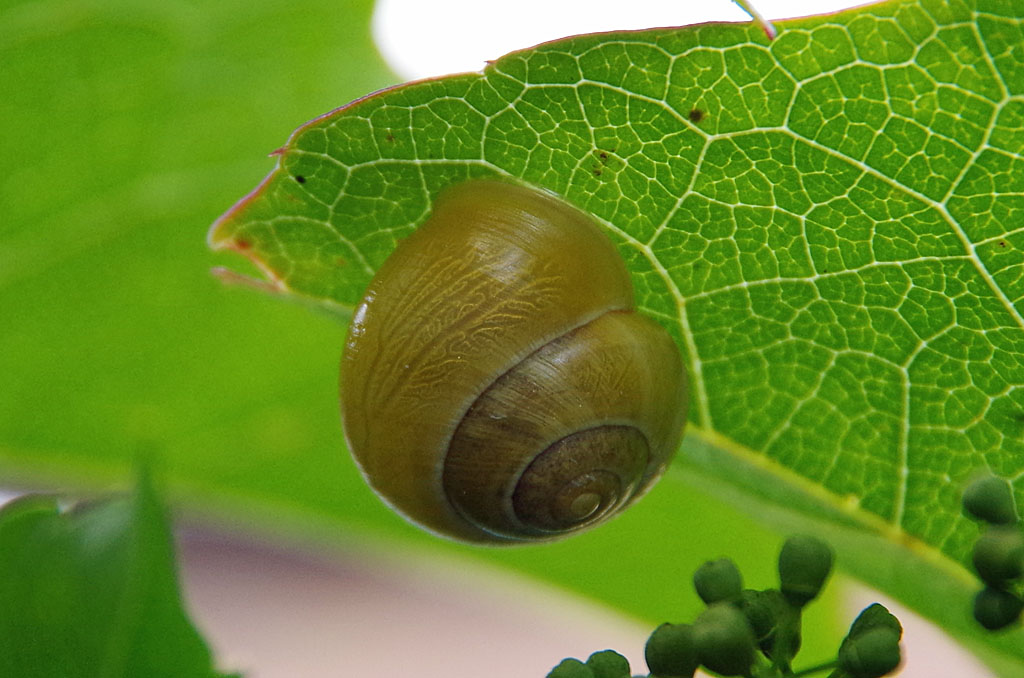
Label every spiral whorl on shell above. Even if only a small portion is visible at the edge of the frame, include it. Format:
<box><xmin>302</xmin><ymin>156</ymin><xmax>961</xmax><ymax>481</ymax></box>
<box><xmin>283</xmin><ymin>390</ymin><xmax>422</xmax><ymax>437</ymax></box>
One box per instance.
<box><xmin>341</xmin><ymin>179</ymin><xmax>688</xmax><ymax>543</ymax></box>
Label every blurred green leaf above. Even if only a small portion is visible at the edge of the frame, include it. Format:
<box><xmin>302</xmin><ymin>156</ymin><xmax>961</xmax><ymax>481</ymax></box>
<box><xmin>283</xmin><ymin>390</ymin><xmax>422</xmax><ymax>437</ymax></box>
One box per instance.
<box><xmin>208</xmin><ymin>0</ymin><xmax>1024</xmax><ymax>672</ymax></box>
<box><xmin>0</xmin><ymin>468</ymin><xmax>229</xmax><ymax>678</ymax></box>
<box><xmin>0</xmin><ymin>0</ymin><xmax>396</xmax><ymax>534</ymax></box>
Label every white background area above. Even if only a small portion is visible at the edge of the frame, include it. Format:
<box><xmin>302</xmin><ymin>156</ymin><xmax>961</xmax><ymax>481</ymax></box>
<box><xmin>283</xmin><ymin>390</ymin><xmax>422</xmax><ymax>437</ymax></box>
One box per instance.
<box><xmin>373</xmin><ymin>0</ymin><xmax>877</xmax><ymax>80</ymax></box>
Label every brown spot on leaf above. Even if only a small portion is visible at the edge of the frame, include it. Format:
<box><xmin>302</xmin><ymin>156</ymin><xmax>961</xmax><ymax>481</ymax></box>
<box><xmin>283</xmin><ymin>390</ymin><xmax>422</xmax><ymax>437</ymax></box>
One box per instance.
<box><xmin>295</xmin><ymin>175</ymin><xmax>306</xmax><ymax>184</ymax></box>
<box><xmin>689</xmin><ymin>109</ymin><xmax>705</xmax><ymax>123</ymax></box>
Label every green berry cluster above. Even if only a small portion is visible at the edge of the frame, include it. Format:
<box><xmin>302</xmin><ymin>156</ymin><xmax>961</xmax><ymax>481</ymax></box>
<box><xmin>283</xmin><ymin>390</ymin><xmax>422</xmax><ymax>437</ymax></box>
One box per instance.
<box><xmin>547</xmin><ymin>651</ymin><xmax>630</xmax><ymax>678</ymax></box>
<box><xmin>546</xmin><ymin>536</ymin><xmax>902</xmax><ymax>678</ymax></box>
<box><xmin>961</xmin><ymin>473</ymin><xmax>1023</xmax><ymax>631</ymax></box>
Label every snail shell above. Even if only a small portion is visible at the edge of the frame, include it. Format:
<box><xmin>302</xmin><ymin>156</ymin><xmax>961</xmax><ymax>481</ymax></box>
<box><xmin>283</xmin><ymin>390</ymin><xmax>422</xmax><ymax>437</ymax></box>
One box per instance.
<box><xmin>340</xmin><ymin>179</ymin><xmax>688</xmax><ymax>543</ymax></box>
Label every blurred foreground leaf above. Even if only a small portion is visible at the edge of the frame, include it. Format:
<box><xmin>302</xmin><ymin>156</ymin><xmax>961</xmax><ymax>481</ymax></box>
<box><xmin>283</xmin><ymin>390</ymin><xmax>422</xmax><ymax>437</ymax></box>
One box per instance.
<box><xmin>0</xmin><ymin>469</ymin><xmax>230</xmax><ymax>678</ymax></box>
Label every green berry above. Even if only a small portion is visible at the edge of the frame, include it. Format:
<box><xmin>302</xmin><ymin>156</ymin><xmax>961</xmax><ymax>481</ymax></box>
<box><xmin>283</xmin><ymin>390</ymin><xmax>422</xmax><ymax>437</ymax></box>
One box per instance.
<box><xmin>693</xmin><ymin>558</ymin><xmax>743</xmax><ymax>604</ymax></box>
<box><xmin>547</xmin><ymin>658</ymin><xmax>595</xmax><ymax>678</ymax></box>
<box><xmin>736</xmin><ymin>589</ymin><xmax>784</xmax><ymax>644</ymax></box>
<box><xmin>838</xmin><ymin>627</ymin><xmax>902</xmax><ymax>678</ymax></box>
<box><xmin>644</xmin><ymin>623</ymin><xmax>698</xmax><ymax>678</ymax></box>
<box><xmin>963</xmin><ymin>474</ymin><xmax>1018</xmax><ymax>525</ymax></box>
<box><xmin>847</xmin><ymin>603</ymin><xmax>903</xmax><ymax>641</ymax></box>
<box><xmin>693</xmin><ymin>603</ymin><xmax>757</xmax><ymax>676</ymax></box>
<box><xmin>778</xmin><ymin>535</ymin><xmax>833</xmax><ymax>606</ymax></box>
<box><xmin>735</xmin><ymin>588</ymin><xmax>801</xmax><ymax>661</ymax></box>
<box><xmin>585</xmin><ymin>650</ymin><xmax>630</xmax><ymax>678</ymax></box>
<box><xmin>973</xmin><ymin>587</ymin><xmax>1024</xmax><ymax>631</ymax></box>
<box><xmin>972</xmin><ymin>525</ymin><xmax>1024</xmax><ymax>587</ymax></box>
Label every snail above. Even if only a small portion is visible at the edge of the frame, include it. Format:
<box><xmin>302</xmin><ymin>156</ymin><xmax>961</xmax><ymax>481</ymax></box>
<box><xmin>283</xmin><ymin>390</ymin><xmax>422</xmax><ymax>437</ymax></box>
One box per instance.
<box><xmin>340</xmin><ymin>179</ymin><xmax>688</xmax><ymax>543</ymax></box>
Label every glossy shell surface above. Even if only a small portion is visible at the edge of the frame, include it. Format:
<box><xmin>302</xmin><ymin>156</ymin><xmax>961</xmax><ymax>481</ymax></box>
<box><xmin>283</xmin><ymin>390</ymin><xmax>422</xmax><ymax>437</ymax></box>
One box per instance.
<box><xmin>341</xmin><ymin>180</ymin><xmax>688</xmax><ymax>543</ymax></box>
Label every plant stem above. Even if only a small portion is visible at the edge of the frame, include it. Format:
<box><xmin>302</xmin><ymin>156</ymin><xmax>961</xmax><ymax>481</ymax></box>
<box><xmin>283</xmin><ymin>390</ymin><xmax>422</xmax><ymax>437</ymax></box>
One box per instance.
<box><xmin>731</xmin><ymin>0</ymin><xmax>777</xmax><ymax>39</ymax></box>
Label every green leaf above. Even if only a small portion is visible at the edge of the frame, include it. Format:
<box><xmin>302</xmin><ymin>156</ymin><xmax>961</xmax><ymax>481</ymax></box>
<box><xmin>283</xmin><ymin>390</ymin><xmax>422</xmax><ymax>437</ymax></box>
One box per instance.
<box><xmin>0</xmin><ymin>468</ymin><xmax>228</xmax><ymax>678</ymax></box>
<box><xmin>209</xmin><ymin>0</ymin><xmax>1024</xmax><ymax>671</ymax></box>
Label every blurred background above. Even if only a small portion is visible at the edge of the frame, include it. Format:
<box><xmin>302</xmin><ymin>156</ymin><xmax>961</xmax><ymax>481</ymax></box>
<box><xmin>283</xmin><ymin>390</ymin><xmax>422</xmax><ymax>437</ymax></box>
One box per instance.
<box><xmin>0</xmin><ymin>0</ymin><xmax>991</xmax><ymax>675</ymax></box>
